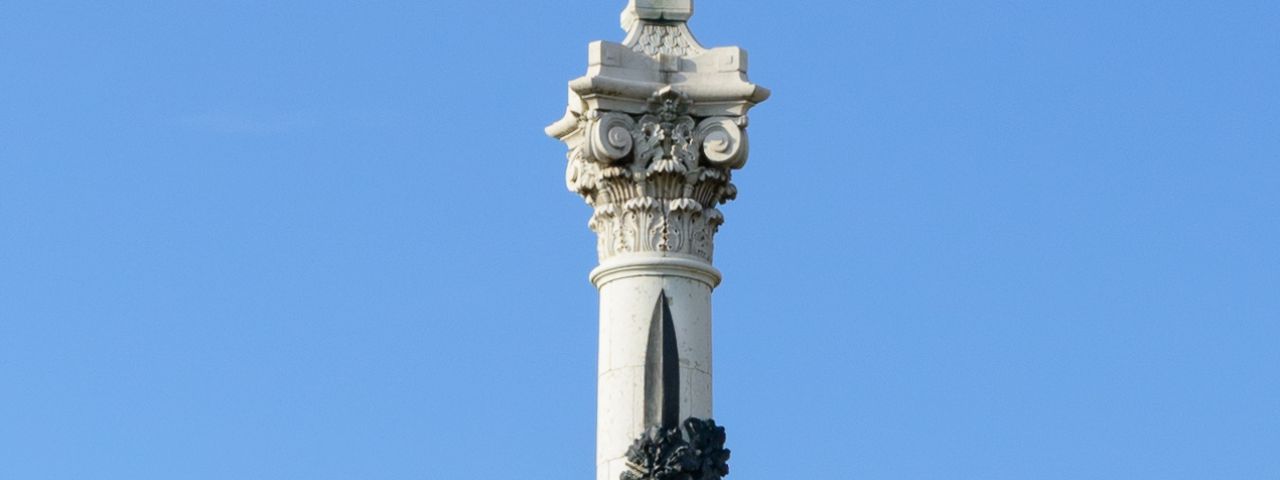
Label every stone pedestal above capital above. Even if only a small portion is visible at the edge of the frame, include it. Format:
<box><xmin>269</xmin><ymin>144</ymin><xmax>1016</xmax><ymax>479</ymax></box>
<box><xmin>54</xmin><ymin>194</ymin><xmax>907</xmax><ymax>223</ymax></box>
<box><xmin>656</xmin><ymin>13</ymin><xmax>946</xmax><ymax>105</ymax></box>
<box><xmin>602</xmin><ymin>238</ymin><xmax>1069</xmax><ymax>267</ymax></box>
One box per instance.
<box><xmin>621</xmin><ymin>0</ymin><xmax>693</xmax><ymax>30</ymax></box>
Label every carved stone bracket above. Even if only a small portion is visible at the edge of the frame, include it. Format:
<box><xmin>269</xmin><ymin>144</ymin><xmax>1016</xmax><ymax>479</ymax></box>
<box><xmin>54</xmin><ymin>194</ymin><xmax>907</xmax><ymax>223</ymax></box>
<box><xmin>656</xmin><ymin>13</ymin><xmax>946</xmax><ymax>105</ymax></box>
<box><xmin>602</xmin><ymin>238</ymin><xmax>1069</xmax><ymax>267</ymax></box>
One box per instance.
<box><xmin>621</xmin><ymin>418</ymin><xmax>731</xmax><ymax>480</ymax></box>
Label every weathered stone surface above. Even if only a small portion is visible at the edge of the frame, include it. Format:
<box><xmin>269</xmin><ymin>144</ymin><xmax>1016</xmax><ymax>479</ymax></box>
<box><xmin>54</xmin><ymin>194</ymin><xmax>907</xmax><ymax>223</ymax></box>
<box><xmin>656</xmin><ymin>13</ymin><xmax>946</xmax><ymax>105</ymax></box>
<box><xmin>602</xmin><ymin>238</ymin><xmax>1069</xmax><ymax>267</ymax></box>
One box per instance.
<box><xmin>548</xmin><ymin>0</ymin><xmax>768</xmax><ymax>265</ymax></box>
<box><xmin>546</xmin><ymin>3</ymin><xmax>764</xmax><ymax>479</ymax></box>
<box><xmin>622</xmin><ymin>0</ymin><xmax>694</xmax><ymax>31</ymax></box>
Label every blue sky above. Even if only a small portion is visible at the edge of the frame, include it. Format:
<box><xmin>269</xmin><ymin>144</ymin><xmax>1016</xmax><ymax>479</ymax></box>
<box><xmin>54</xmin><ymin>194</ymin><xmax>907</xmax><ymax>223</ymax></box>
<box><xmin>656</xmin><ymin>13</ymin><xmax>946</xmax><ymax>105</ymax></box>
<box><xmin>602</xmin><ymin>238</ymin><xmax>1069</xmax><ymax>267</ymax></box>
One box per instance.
<box><xmin>1</xmin><ymin>1</ymin><xmax>1277</xmax><ymax>479</ymax></box>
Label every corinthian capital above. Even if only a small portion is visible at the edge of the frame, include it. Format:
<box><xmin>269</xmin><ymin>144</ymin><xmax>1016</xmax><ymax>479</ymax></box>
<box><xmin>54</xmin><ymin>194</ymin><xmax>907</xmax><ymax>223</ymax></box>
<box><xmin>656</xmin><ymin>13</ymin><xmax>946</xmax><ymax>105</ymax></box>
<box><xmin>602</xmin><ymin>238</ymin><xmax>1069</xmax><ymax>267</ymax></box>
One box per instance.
<box><xmin>547</xmin><ymin>0</ymin><xmax>768</xmax><ymax>264</ymax></box>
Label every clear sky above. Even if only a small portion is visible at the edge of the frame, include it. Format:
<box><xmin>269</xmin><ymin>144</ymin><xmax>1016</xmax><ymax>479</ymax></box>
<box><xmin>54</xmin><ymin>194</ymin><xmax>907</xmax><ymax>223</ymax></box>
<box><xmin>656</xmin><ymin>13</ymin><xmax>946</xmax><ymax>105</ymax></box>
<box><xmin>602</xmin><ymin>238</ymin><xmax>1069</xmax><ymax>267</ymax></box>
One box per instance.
<box><xmin>2</xmin><ymin>1</ymin><xmax>1277</xmax><ymax>479</ymax></box>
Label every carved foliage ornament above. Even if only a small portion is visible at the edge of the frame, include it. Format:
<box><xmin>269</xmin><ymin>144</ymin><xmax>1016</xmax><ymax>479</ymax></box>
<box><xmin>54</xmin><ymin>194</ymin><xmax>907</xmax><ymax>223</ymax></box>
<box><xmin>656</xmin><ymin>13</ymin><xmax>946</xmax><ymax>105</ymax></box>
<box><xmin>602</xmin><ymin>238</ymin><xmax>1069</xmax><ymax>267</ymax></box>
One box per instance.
<box><xmin>565</xmin><ymin>89</ymin><xmax>748</xmax><ymax>263</ymax></box>
<box><xmin>621</xmin><ymin>418</ymin><xmax>731</xmax><ymax>480</ymax></box>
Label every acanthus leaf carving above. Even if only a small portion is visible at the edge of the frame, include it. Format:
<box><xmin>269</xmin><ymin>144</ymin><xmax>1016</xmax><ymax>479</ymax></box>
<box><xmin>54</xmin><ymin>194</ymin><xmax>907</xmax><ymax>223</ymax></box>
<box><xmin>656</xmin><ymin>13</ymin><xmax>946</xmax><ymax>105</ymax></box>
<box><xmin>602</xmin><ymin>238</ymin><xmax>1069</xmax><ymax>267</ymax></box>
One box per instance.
<box><xmin>561</xmin><ymin>90</ymin><xmax>748</xmax><ymax>263</ymax></box>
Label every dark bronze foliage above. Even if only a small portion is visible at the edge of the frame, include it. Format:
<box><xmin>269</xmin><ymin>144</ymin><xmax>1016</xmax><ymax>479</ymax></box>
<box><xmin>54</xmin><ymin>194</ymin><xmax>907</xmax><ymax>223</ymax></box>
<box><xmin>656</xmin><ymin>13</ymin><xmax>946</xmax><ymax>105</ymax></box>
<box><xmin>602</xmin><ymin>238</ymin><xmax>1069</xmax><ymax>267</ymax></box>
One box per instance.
<box><xmin>621</xmin><ymin>418</ymin><xmax>730</xmax><ymax>480</ymax></box>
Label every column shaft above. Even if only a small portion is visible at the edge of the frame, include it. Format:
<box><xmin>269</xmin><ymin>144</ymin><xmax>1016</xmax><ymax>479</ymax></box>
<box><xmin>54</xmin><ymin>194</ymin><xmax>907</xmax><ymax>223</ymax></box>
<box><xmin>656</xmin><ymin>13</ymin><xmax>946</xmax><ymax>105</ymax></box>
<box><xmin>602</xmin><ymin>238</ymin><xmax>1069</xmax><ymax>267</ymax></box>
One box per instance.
<box><xmin>591</xmin><ymin>256</ymin><xmax>719</xmax><ymax>480</ymax></box>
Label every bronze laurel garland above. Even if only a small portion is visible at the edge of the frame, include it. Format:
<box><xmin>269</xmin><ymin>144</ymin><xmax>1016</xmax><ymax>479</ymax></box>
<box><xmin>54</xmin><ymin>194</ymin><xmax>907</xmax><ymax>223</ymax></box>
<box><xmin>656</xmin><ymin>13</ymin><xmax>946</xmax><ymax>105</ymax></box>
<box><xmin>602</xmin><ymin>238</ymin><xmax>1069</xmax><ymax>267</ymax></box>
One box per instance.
<box><xmin>621</xmin><ymin>418</ymin><xmax>730</xmax><ymax>480</ymax></box>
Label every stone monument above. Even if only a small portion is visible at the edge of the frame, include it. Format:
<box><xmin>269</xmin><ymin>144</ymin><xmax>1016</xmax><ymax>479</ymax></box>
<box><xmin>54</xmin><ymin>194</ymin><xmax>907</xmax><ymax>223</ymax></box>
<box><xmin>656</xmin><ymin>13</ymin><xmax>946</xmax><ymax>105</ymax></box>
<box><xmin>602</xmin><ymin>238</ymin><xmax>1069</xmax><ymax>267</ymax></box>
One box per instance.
<box><xmin>546</xmin><ymin>1</ymin><xmax>768</xmax><ymax>479</ymax></box>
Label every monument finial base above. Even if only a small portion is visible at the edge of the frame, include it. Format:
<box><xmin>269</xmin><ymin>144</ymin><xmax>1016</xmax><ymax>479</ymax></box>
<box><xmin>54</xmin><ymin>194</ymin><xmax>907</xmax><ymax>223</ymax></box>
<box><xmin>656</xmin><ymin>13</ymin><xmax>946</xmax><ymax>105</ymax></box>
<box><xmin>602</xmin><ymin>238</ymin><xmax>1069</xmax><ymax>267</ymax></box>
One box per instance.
<box><xmin>622</xmin><ymin>0</ymin><xmax>694</xmax><ymax>31</ymax></box>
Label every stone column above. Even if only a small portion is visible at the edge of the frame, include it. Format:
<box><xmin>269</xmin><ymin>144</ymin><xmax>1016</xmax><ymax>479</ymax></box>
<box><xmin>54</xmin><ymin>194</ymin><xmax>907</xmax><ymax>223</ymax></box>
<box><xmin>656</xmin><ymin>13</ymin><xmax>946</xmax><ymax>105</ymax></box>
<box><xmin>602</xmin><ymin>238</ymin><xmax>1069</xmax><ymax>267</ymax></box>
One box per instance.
<box><xmin>547</xmin><ymin>2</ymin><xmax>767</xmax><ymax>479</ymax></box>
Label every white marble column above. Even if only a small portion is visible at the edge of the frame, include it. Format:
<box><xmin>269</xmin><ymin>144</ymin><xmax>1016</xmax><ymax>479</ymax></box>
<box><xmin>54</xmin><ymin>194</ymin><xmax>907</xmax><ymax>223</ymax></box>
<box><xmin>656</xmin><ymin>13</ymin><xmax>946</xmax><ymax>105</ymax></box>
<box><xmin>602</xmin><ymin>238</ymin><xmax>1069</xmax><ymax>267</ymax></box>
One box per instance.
<box><xmin>547</xmin><ymin>2</ymin><xmax>767</xmax><ymax>479</ymax></box>
<box><xmin>592</xmin><ymin>257</ymin><xmax>718</xmax><ymax>480</ymax></box>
